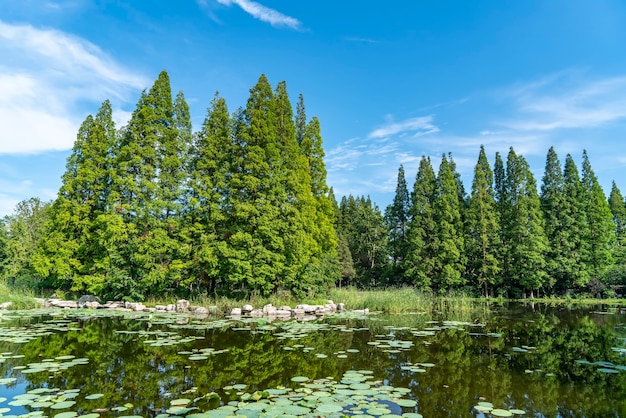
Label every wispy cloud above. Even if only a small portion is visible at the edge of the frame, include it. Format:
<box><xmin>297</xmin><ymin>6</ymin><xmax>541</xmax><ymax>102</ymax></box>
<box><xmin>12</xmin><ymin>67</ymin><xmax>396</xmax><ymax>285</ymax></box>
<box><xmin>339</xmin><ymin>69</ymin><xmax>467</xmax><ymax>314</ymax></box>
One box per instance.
<box><xmin>503</xmin><ymin>71</ymin><xmax>626</xmax><ymax>131</ymax></box>
<box><xmin>368</xmin><ymin>115</ymin><xmax>440</xmax><ymax>139</ymax></box>
<box><xmin>215</xmin><ymin>0</ymin><xmax>302</xmax><ymax>30</ymax></box>
<box><xmin>0</xmin><ymin>21</ymin><xmax>147</xmax><ymax>154</ymax></box>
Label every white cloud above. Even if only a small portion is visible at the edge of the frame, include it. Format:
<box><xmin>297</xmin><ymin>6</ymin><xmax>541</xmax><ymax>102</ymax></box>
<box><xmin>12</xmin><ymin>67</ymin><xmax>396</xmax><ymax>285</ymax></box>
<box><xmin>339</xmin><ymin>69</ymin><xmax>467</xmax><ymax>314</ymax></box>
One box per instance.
<box><xmin>0</xmin><ymin>21</ymin><xmax>147</xmax><ymax>154</ymax></box>
<box><xmin>216</xmin><ymin>0</ymin><xmax>301</xmax><ymax>29</ymax></box>
<box><xmin>503</xmin><ymin>72</ymin><xmax>626</xmax><ymax>131</ymax></box>
<box><xmin>368</xmin><ymin>115</ymin><xmax>439</xmax><ymax>139</ymax></box>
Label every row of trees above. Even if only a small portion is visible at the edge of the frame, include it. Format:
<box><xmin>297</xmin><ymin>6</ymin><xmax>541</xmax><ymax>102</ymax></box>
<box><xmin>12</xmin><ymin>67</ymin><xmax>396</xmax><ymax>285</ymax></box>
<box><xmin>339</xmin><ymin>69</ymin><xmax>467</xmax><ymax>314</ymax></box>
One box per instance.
<box><xmin>1</xmin><ymin>71</ymin><xmax>625</xmax><ymax>299</ymax></box>
<box><xmin>1</xmin><ymin>71</ymin><xmax>337</xmax><ymax>299</ymax></box>
<box><xmin>335</xmin><ymin>146</ymin><xmax>625</xmax><ymax>297</ymax></box>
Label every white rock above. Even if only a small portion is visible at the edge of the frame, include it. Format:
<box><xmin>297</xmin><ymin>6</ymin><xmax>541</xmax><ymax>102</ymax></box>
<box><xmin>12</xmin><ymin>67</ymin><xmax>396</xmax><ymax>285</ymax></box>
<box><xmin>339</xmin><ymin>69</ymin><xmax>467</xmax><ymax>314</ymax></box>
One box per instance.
<box><xmin>176</xmin><ymin>299</ymin><xmax>190</xmax><ymax>312</ymax></box>
<box><xmin>231</xmin><ymin>308</ymin><xmax>242</xmax><ymax>316</ymax></box>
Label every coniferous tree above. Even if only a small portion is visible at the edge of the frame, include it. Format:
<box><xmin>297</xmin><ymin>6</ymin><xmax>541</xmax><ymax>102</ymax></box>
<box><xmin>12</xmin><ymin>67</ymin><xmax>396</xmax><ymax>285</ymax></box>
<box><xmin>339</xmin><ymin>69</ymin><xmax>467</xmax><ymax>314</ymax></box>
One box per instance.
<box><xmin>540</xmin><ymin>146</ymin><xmax>564</xmax><ymax>291</ymax></box>
<box><xmin>560</xmin><ymin>155</ymin><xmax>589</xmax><ymax>289</ymax></box>
<box><xmin>608</xmin><ymin>181</ymin><xmax>626</xmax><ymax>263</ymax></box>
<box><xmin>465</xmin><ymin>146</ymin><xmax>500</xmax><ymax>297</ymax></box>
<box><xmin>581</xmin><ymin>151</ymin><xmax>614</xmax><ymax>281</ymax></box>
<box><xmin>339</xmin><ymin>196</ymin><xmax>388</xmax><ymax>287</ymax></box>
<box><xmin>405</xmin><ymin>156</ymin><xmax>437</xmax><ymax>290</ymax></box>
<box><xmin>299</xmin><ymin>107</ymin><xmax>338</xmax><ymax>287</ymax></box>
<box><xmin>432</xmin><ymin>154</ymin><xmax>465</xmax><ymax>293</ymax></box>
<box><xmin>384</xmin><ymin>165</ymin><xmax>411</xmax><ymax>284</ymax></box>
<box><xmin>330</xmin><ymin>189</ymin><xmax>356</xmax><ymax>286</ymax></box>
<box><xmin>503</xmin><ymin>148</ymin><xmax>548</xmax><ymax>297</ymax></box>
<box><xmin>493</xmin><ymin>152</ymin><xmax>509</xmax><ymax>285</ymax></box>
<box><xmin>34</xmin><ymin>100</ymin><xmax>118</xmax><ymax>294</ymax></box>
<box><xmin>185</xmin><ymin>93</ymin><xmax>231</xmax><ymax>294</ymax></box>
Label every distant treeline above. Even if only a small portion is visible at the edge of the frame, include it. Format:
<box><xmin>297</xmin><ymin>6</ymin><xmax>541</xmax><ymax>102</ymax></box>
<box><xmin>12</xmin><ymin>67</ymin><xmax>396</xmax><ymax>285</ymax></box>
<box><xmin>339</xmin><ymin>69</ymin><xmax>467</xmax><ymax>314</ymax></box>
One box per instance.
<box><xmin>1</xmin><ymin>71</ymin><xmax>625</xmax><ymax>299</ymax></box>
<box><xmin>337</xmin><ymin>147</ymin><xmax>625</xmax><ymax>298</ymax></box>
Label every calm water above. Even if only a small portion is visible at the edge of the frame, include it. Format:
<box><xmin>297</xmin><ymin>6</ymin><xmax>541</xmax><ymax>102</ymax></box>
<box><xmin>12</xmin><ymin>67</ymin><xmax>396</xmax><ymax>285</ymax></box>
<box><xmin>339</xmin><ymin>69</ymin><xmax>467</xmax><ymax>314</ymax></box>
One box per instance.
<box><xmin>0</xmin><ymin>303</ymin><xmax>625</xmax><ymax>418</ymax></box>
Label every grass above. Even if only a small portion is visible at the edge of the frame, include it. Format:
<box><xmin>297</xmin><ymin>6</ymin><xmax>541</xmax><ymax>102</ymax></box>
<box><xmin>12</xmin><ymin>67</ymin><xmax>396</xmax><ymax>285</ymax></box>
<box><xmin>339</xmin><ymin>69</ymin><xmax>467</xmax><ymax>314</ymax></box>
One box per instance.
<box><xmin>0</xmin><ymin>280</ymin><xmax>42</xmax><ymax>310</ymax></box>
<box><xmin>138</xmin><ymin>287</ymin><xmax>511</xmax><ymax>316</ymax></box>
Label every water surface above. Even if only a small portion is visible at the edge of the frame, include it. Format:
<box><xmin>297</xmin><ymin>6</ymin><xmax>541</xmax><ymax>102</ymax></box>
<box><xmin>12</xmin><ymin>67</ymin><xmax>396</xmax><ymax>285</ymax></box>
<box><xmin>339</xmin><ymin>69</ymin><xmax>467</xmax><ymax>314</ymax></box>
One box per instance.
<box><xmin>0</xmin><ymin>303</ymin><xmax>625</xmax><ymax>418</ymax></box>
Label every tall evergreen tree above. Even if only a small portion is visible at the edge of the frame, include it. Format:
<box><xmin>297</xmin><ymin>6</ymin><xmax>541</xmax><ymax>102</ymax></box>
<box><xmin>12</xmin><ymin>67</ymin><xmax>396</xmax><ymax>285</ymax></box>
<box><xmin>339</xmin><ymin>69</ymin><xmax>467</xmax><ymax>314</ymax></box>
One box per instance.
<box><xmin>608</xmin><ymin>181</ymin><xmax>626</xmax><ymax>263</ymax></box>
<box><xmin>503</xmin><ymin>148</ymin><xmax>548</xmax><ymax>297</ymax></box>
<box><xmin>384</xmin><ymin>165</ymin><xmax>411</xmax><ymax>284</ymax></box>
<box><xmin>405</xmin><ymin>156</ymin><xmax>437</xmax><ymax>290</ymax></box>
<box><xmin>581</xmin><ymin>151</ymin><xmax>614</xmax><ymax>281</ymax></box>
<box><xmin>540</xmin><ymin>146</ymin><xmax>564</xmax><ymax>290</ymax></box>
<box><xmin>432</xmin><ymin>154</ymin><xmax>466</xmax><ymax>292</ymax></box>
<box><xmin>185</xmin><ymin>93</ymin><xmax>232</xmax><ymax>294</ymax></box>
<box><xmin>559</xmin><ymin>155</ymin><xmax>589</xmax><ymax>289</ymax></box>
<box><xmin>34</xmin><ymin>100</ymin><xmax>118</xmax><ymax>294</ymax></box>
<box><xmin>465</xmin><ymin>146</ymin><xmax>500</xmax><ymax>297</ymax></box>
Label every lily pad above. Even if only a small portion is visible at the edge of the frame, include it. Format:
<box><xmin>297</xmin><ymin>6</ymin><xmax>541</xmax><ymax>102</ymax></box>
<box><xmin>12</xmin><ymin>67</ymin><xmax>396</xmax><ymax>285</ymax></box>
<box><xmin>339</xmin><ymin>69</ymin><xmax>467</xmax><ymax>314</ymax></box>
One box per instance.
<box><xmin>54</xmin><ymin>412</ymin><xmax>78</xmax><ymax>418</ymax></box>
<box><xmin>85</xmin><ymin>394</ymin><xmax>104</xmax><ymax>400</ymax></box>
<box><xmin>50</xmin><ymin>401</ymin><xmax>77</xmax><ymax>410</ymax></box>
<box><xmin>491</xmin><ymin>409</ymin><xmax>513</xmax><ymax>417</ymax></box>
<box><xmin>290</xmin><ymin>376</ymin><xmax>309</xmax><ymax>383</ymax></box>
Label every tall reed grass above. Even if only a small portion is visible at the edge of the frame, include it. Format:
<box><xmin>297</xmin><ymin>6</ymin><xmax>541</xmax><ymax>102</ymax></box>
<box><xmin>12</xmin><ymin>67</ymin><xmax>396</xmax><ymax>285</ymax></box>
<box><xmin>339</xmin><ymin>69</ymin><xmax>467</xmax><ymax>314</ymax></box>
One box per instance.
<box><xmin>0</xmin><ymin>279</ymin><xmax>41</xmax><ymax>309</ymax></box>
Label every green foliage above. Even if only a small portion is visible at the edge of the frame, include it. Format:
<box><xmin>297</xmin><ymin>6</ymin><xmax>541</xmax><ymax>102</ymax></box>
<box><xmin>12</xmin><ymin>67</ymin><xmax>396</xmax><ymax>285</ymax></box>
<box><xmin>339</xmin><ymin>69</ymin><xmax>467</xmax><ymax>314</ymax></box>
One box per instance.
<box><xmin>608</xmin><ymin>181</ymin><xmax>626</xmax><ymax>264</ymax></box>
<box><xmin>405</xmin><ymin>156</ymin><xmax>437</xmax><ymax>289</ymax></box>
<box><xmin>432</xmin><ymin>154</ymin><xmax>466</xmax><ymax>292</ymax></box>
<box><xmin>384</xmin><ymin>165</ymin><xmax>411</xmax><ymax>284</ymax></box>
<box><xmin>465</xmin><ymin>145</ymin><xmax>500</xmax><ymax>297</ymax></box>
<box><xmin>0</xmin><ymin>198</ymin><xmax>51</xmax><ymax>288</ymax></box>
<box><xmin>338</xmin><ymin>196</ymin><xmax>389</xmax><ymax>287</ymax></box>
<box><xmin>581</xmin><ymin>150</ymin><xmax>615</xmax><ymax>280</ymax></box>
<box><xmin>501</xmin><ymin>148</ymin><xmax>548</xmax><ymax>296</ymax></box>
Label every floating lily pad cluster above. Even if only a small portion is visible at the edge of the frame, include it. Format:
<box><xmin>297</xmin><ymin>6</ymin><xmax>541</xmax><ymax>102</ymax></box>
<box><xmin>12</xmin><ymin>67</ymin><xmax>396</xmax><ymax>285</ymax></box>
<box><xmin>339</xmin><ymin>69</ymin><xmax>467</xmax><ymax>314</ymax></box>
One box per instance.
<box><xmin>20</xmin><ymin>355</ymin><xmax>89</xmax><ymax>374</ymax></box>
<box><xmin>512</xmin><ymin>345</ymin><xmax>535</xmax><ymax>354</ymax></box>
<box><xmin>575</xmin><ymin>359</ymin><xmax>626</xmax><ymax>374</ymax></box>
<box><xmin>165</xmin><ymin>370</ymin><xmax>423</xmax><ymax>418</ymax></box>
<box><xmin>473</xmin><ymin>401</ymin><xmax>526</xmax><ymax>416</ymax></box>
<box><xmin>179</xmin><ymin>347</ymin><xmax>229</xmax><ymax>361</ymax></box>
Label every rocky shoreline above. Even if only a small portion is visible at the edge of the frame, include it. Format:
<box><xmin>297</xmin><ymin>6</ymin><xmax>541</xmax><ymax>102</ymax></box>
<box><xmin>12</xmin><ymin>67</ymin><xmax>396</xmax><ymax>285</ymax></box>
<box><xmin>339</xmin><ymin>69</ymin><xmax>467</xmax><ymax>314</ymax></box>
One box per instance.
<box><xmin>0</xmin><ymin>296</ymin><xmax>369</xmax><ymax>319</ymax></box>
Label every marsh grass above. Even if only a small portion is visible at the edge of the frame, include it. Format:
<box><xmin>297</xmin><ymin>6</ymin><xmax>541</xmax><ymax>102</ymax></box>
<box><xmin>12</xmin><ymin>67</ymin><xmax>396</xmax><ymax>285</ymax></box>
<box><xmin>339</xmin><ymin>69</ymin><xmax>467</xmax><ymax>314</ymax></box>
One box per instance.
<box><xmin>0</xmin><ymin>279</ymin><xmax>41</xmax><ymax>310</ymax></box>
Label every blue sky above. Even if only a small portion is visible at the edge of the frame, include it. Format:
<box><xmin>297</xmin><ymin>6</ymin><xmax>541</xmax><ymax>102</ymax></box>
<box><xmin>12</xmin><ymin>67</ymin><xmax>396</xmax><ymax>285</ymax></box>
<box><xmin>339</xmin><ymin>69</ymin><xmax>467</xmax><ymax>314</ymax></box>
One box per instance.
<box><xmin>2</xmin><ymin>1</ymin><xmax>626</xmax><ymax>216</ymax></box>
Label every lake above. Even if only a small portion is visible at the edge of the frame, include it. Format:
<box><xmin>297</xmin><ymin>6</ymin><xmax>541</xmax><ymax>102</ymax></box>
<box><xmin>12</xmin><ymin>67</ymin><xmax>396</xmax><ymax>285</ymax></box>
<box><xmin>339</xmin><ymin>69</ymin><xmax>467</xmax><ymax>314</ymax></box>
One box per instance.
<box><xmin>0</xmin><ymin>303</ymin><xmax>625</xmax><ymax>418</ymax></box>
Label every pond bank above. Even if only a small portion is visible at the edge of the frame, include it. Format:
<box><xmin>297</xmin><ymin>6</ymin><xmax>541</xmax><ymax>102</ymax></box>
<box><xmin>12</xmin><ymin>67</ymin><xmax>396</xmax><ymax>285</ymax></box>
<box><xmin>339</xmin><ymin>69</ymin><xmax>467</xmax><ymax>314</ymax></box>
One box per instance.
<box><xmin>1</xmin><ymin>296</ymin><xmax>365</xmax><ymax>320</ymax></box>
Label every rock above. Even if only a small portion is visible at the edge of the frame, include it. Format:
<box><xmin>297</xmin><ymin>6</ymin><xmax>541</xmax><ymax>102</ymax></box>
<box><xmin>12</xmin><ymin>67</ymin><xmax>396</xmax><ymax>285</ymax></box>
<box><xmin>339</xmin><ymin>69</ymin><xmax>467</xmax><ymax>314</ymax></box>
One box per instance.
<box><xmin>155</xmin><ymin>305</ymin><xmax>167</xmax><ymax>312</ymax></box>
<box><xmin>48</xmin><ymin>299</ymin><xmax>78</xmax><ymax>309</ymax></box>
<box><xmin>83</xmin><ymin>301</ymin><xmax>101</xmax><ymax>309</ymax></box>
<box><xmin>0</xmin><ymin>302</ymin><xmax>12</xmax><ymax>309</ymax></box>
<box><xmin>337</xmin><ymin>303</ymin><xmax>345</xmax><ymax>312</ymax></box>
<box><xmin>166</xmin><ymin>304</ymin><xmax>176</xmax><ymax>312</ymax></box>
<box><xmin>263</xmin><ymin>304</ymin><xmax>277</xmax><ymax>315</ymax></box>
<box><xmin>293</xmin><ymin>308</ymin><xmax>305</xmax><ymax>316</ymax></box>
<box><xmin>249</xmin><ymin>309</ymin><xmax>263</xmax><ymax>317</ymax></box>
<box><xmin>124</xmin><ymin>302</ymin><xmax>146</xmax><ymax>312</ymax></box>
<box><xmin>230</xmin><ymin>308</ymin><xmax>242</xmax><ymax>316</ymax></box>
<box><xmin>194</xmin><ymin>307</ymin><xmax>209</xmax><ymax>315</ymax></box>
<box><xmin>276</xmin><ymin>309</ymin><xmax>291</xmax><ymax>316</ymax></box>
<box><xmin>176</xmin><ymin>299</ymin><xmax>190</xmax><ymax>312</ymax></box>
<box><xmin>103</xmin><ymin>301</ymin><xmax>124</xmax><ymax>309</ymax></box>
<box><xmin>78</xmin><ymin>295</ymin><xmax>101</xmax><ymax>308</ymax></box>
<box><xmin>279</xmin><ymin>305</ymin><xmax>292</xmax><ymax>311</ymax></box>
<box><xmin>242</xmin><ymin>304</ymin><xmax>253</xmax><ymax>313</ymax></box>
<box><xmin>327</xmin><ymin>300</ymin><xmax>334</xmax><ymax>305</ymax></box>
<box><xmin>146</xmin><ymin>307</ymin><xmax>156</xmax><ymax>312</ymax></box>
